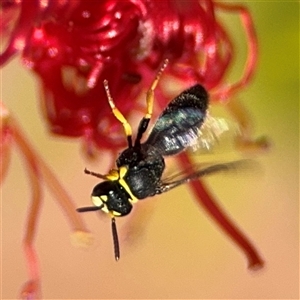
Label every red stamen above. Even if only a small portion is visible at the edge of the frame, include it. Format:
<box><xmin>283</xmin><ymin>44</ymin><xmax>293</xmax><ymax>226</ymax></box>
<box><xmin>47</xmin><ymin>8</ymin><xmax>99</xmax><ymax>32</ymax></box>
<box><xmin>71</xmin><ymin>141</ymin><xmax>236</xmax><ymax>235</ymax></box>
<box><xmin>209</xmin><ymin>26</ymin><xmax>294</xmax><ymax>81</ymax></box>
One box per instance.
<box><xmin>178</xmin><ymin>152</ymin><xmax>264</xmax><ymax>269</ymax></box>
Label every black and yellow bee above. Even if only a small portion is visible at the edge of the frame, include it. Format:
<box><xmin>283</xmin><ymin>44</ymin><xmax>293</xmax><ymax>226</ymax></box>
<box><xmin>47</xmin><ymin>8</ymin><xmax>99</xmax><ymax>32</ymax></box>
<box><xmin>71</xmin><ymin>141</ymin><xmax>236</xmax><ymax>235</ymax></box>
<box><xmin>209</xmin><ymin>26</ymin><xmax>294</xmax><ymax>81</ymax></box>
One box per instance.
<box><xmin>77</xmin><ymin>60</ymin><xmax>245</xmax><ymax>260</ymax></box>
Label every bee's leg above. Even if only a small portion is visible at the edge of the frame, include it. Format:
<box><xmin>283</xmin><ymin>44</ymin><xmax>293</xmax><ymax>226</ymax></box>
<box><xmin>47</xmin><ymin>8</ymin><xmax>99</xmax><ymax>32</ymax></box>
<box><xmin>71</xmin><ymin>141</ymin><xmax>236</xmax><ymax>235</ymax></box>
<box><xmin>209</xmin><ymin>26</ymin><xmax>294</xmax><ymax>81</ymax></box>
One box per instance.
<box><xmin>103</xmin><ymin>79</ymin><xmax>133</xmax><ymax>148</ymax></box>
<box><xmin>135</xmin><ymin>59</ymin><xmax>169</xmax><ymax>145</ymax></box>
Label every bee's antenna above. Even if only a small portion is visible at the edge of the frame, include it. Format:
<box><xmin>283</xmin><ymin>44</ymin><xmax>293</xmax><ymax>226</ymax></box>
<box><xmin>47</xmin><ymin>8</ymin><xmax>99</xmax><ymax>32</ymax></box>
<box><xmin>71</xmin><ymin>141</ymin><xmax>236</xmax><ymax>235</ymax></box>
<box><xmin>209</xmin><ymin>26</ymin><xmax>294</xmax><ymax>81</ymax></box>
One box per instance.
<box><xmin>76</xmin><ymin>204</ymin><xmax>104</xmax><ymax>213</ymax></box>
<box><xmin>111</xmin><ymin>217</ymin><xmax>120</xmax><ymax>261</ymax></box>
<box><xmin>84</xmin><ymin>168</ymin><xmax>108</xmax><ymax>180</ymax></box>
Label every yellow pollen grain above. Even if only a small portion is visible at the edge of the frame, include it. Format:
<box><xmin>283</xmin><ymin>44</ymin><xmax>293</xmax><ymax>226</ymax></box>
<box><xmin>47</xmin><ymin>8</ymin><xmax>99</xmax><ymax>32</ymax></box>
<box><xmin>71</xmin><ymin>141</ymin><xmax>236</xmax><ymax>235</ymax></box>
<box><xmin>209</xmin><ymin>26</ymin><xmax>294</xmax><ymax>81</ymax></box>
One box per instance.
<box><xmin>70</xmin><ymin>231</ymin><xmax>94</xmax><ymax>248</ymax></box>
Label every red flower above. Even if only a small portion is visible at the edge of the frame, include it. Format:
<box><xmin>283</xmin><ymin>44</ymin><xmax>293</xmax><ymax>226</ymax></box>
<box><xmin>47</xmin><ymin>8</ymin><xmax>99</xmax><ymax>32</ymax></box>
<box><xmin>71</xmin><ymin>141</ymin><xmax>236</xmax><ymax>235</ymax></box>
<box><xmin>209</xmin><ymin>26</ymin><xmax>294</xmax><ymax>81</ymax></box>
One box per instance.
<box><xmin>1</xmin><ymin>0</ymin><xmax>268</xmax><ymax>298</ymax></box>
<box><xmin>1</xmin><ymin>0</ymin><xmax>264</xmax><ymax>150</ymax></box>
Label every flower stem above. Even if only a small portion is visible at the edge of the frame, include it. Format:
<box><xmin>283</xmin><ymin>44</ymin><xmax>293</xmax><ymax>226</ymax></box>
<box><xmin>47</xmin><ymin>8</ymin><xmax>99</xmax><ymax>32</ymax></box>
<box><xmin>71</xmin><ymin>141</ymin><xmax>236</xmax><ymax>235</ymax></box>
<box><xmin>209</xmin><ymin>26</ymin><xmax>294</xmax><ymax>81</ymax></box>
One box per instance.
<box><xmin>10</xmin><ymin>117</ymin><xmax>91</xmax><ymax>298</ymax></box>
<box><xmin>178</xmin><ymin>152</ymin><xmax>264</xmax><ymax>270</ymax></box>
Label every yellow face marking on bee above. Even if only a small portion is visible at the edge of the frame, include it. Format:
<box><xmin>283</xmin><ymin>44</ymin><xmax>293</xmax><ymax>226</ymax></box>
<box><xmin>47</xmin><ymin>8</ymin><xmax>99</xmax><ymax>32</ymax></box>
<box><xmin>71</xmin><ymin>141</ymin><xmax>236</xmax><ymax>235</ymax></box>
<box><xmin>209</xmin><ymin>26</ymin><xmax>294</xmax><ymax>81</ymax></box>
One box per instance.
<box><xmin>111</xmin><ymin>211</ymin><xmax>121</xmax><ymax>217</ymax></box>
<box><xmin>100</xmin><ymin>195</ymin><xmax>108</xmax><ymax>202</ymax></box>
<box><xmin>101</xmin><ymin>206</ymin><xmax>109</xmax><ymax>214</ymax></box>
<box><xmin>92</xmin><ymin>196</ymin><xmax>103</xmax><ymax>207</ymax></box>
<box><xmin>92</xmin><ymin>196</ymin><xmax>109</xmax><ymax>213</ymax></box>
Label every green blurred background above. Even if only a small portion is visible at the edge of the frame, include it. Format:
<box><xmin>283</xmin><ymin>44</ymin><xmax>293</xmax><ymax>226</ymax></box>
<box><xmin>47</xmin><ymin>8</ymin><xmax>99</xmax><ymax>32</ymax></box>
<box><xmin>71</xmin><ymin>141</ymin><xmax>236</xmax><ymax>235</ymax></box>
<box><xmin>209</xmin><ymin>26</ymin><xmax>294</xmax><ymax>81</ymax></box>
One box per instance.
<box><xmin>2</xmin><ymin>2</ymin><xmax>299</xmax><ymax>299</ymax></box>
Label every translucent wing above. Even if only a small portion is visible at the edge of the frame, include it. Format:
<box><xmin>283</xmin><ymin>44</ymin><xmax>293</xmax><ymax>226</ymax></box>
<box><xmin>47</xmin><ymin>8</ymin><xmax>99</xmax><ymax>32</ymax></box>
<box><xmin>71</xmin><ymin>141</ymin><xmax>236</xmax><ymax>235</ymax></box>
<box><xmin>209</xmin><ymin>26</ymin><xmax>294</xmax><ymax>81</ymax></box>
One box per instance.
<box><xmin>156</xmin><ymin>159</ymin><xmax>252</xmax><ymax>194</ymax></box>
<box><xmin>189</xmin><ymin>113</ymin><xmax>241</xmax><ymax>154</ymax></box>
<box><xmin>145</xmin><ymin>84</ymin><xmax>208</xmax><ymax>156</ymax></box>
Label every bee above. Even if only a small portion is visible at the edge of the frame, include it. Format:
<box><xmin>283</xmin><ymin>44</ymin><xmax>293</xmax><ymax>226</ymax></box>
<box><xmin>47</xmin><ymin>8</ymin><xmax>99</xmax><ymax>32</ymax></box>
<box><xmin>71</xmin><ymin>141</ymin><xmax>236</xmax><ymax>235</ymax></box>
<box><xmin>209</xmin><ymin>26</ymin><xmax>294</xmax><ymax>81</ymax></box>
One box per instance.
<box><xmin>77</xmin><ymin>59</ymin><xmax>245</xmax><ymax>260</ymax></box>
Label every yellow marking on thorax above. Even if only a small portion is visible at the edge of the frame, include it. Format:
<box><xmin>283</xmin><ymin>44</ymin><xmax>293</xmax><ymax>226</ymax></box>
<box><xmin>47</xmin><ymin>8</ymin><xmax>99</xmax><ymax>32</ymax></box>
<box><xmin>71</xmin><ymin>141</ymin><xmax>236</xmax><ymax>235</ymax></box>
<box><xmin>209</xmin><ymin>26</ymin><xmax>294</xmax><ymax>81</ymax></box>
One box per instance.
<box><xmin>104</xmin><ymin>166</ymin><xmax>138</xmax><ymax>203</ymax></box>
<box><xmin>118</xmin><ymin>166</ymin><xmax>138</xmax><ymax>203</ymax></box>
<box><xmin>106</xmin><ymin>169</ymin><xmax>119</xmax><ymax>181</ymax></box>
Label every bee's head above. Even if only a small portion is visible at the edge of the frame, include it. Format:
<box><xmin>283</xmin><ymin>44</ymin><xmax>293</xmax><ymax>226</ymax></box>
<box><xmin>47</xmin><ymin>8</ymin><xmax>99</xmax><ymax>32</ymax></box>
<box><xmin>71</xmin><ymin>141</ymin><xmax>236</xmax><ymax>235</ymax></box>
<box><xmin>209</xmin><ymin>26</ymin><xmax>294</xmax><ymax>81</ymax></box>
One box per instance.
<box><xmin>77</xmin><ymin>181</ymin><xmax>132</xmax><ymax>217</ymax></box>
<box><xmin>77</xmin><ymin>180</ymin><xmax>132</xmax><ymax>261</ymax></box>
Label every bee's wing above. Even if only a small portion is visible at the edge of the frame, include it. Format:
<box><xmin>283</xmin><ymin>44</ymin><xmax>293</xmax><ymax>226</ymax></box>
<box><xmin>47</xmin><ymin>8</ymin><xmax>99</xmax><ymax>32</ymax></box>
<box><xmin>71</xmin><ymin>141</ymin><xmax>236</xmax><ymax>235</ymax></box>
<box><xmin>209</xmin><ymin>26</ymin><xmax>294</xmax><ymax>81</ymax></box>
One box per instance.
<box><xmin>156</xmin><ymin>160</ymin><xmax>252</xmax><ymax>194</ymax></box>
<box><xmin>145</xmin><ymin>84</ymin><xmax>208</xmax><ymax>156</ymax></box>
<box><xmin>189</xmin><ymin>114</ymin><xmax>241</xmax><ymax>154</ymax></box>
